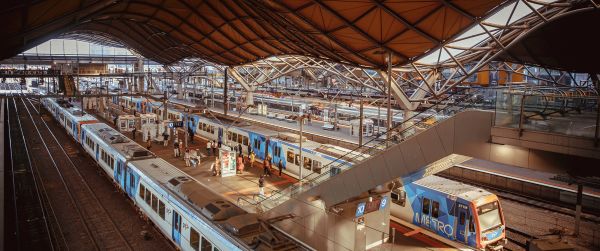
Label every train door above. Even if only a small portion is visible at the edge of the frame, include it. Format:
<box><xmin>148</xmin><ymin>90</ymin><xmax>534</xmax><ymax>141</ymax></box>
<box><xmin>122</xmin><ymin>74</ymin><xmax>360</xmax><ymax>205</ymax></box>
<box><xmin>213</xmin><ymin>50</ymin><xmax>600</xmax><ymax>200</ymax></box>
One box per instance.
<box><xmin>172</xmin><ymin>211</ymin><xmax>182</xmax><ymax>245</ymax></box>
<box><xmin>456</xmin><ymin>202</ymin><xmax>469</xmax><ymax>243</ymax></box>
<box><xmin>115</xmin><ymin>160</ymin><xmax>125</xmax><ymax>188</ymax></box>
<box><xmin>125</xmin><ymin>166</ymin><xmax>137</xmax><ymax>198</ymax></box>
<box><xmin>268</xmin><ymin>141</ymin><xmax>281</xmax><ymax>167</ymax></box>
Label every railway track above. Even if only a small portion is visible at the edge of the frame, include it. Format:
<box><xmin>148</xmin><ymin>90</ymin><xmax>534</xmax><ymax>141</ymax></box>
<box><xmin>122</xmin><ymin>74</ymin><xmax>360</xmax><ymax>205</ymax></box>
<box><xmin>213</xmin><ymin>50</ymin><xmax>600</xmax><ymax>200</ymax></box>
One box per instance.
<box><xmin>4</xmin><ymin>98</ymin><xmax>56</xmax><ymax>250</ymax></box>
<box><xmin>438</xmin><ymin>173</ymin><xmax>600</xmax><ymax>250</ymax></box>
<box><xmin>14</xmin><ymin>97</ymin><xmax>133</xmax><ymax>250</ymax></box>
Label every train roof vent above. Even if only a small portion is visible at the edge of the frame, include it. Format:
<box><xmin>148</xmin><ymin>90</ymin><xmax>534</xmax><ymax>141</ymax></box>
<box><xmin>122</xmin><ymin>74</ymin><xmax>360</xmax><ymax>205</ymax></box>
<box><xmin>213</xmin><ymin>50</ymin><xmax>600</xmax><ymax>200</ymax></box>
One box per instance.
<box><xmin>223</xmin><ymin>214</ymin><xmax>260</xmax><ymax>237</ymax></box>
<box><xmin>200</xmin><ymin>200</ymin><xmax>246</xmax><ymax>221</ymax></box>
<box><xmin>123</xmin><ymin>145</ymin><xmax>150</xmax><ymax>158</ymax></box>
<box><xmin>277</xmin><ymin>132</ymin><xmax>306</xmax><ymax>143</ymax></box>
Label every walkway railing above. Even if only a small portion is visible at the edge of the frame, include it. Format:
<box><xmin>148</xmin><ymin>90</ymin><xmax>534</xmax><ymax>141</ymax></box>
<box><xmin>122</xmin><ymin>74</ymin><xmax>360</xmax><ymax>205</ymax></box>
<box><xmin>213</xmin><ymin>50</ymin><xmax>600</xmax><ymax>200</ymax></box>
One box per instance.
<box><xmin>238</xmin><ymin>89</ymin><xmax>490</xmax><ymax>212</ymax></box>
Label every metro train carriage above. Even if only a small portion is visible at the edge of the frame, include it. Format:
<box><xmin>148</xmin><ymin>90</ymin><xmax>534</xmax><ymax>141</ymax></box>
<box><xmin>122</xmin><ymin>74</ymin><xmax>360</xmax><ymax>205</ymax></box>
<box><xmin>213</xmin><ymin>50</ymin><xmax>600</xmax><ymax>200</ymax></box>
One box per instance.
<box><xmin>42</xmin><ymin>98</ymin><xmax>98</xmax><ymax>142</ymax></box>
<box><xmin>81</xmin><ymin>123</ymin><xmax>154</xmax><ymax>188</ymax></box>
<box><xmin>41</xmin><ymin>97</ymin><xmax>303</xmax><ymax>251</ymax></box>
<box><xmin>390</xmin><ymin>175</ymin><xmax>506</xmax><ymax>250</ymax></box>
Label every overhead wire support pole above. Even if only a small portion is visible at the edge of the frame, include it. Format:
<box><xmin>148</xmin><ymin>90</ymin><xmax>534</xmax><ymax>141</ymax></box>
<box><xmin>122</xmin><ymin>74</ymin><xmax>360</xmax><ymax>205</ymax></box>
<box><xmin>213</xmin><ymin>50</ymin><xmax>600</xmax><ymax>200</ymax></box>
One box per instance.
<box><xmin>386</xmin><ymin>51</ymin><xmax>392</xmax><ymax>147</ymax></box>
<box><xmin>224</xmin><ymin>67</ymin><xmax>229</xmax><ymax>116</ymax></box>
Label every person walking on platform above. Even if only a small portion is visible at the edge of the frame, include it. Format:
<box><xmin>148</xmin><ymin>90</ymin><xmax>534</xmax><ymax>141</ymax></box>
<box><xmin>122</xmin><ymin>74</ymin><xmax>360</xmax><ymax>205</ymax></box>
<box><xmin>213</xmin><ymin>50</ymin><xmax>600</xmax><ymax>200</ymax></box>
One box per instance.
<box><xmin>249</xmin><ymin>151</ymin><xmax>255</xmax><ymax>169</ymax></box>
<box><xmin>163</xmin><ymin>131</ymin><xmax>169</xmax><ymax>147</ymax></box>
<box><xmin>258</xmin><ymin>175</ymin><xmax>265</xmax><ymax>196</ymax></box>
<box><xmin>206</xmin><ymin>141</ymin><xmax>211</xmax><ymax>156</ymax></box>
<box><xmin>179</xmin><ymin>139</ymin><xmax>184</xmax><ymax>158</ymax></box>
<box><xmin>132</xmin><ymin>127</ymin><xmax>137</xmax><ymax>140</ymax></box>
<box><xmin>184</xmin><ymin>148</ymin><xmax>190</xmax><ymax>167</ymax></box>
<box><xmin>278</xmin><ymin>160</ymin><xmax>283</xmax><ymax>177</ymax></box>
<box><xmin>174</xmin><ymin>140</ymin><xmax>180</xmax><ymax>157</ymax></box>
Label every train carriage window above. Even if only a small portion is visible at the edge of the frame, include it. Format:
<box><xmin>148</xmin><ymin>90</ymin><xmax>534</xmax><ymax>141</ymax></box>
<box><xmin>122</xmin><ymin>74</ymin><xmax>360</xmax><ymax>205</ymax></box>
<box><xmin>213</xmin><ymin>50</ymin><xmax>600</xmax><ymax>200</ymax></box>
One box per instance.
<box><xmin>237</xmin><ymin>134</ymin><xmax>243</xmax><ymax>144</ymax></box>
<box><xmin>294</xmin><ymin>154</ymin><xmax>300</xmax><ymax>165</ymax></box>
<box><xmin>145</xmin><ymin>190</ymin><xmax>151</xmax><ymax>205</ymax></box>
<box><xmin>459</xmin><ymin>212</ymin><xmax>465</xmax><ymax>225</ymax></box>
<box><xmin>253</xmin><ymin>139</ymin><xmax>260</xmax><ymax>149</ymax></box>
<box><xmin>391</xmin><ymin>190</ymin><xmax>406</xmax><ymax>207</ymax></box>
<box><xmin>422</xmin><ymin>198</ymin><xmax>431</xmax><ymax>215</ymax></box>
<box><xmin>227</xmin><ymin>132</ymin><xmax>232</xmax><ymax>141</ymax></box>
<box><xmin>190</xmin><ymin>228</ymin><xmax>200</xmax><ymax>250</ymax></box>
<box><xmin>432</xmin><ymin>201</ymin><xmax>440</xmax><ymax>218</ymax></box>
<box><xmin>287</xmin><ymin>151</ymin><xmax>295</xmax><ymax>163</ymax></box>
<box><xmin>158</xmin><ymin>201</ymin><xmax>165</xmax><ymax>220</ymax></box>
<box><xmin>151</xmin><ymin>194</ymin><xmax>158</xmax><ymax>212</ymax></box>
<box><xmin>312</xmin><ymin>160</ymin><xmax>322</xmax><ymax>174</ymax></box>
<box><xmin>274</xmin><ymin>146</ymin><xmax>281</xmax><ymax>157</ymax></box>
<box><xmin>303</xmin><ymin>157</ymin><xmax>312</xmax><ymax>169</ymax></box>
<box><xmin>243</xmin><ymin>136</ymin><xmax>248</xmax><ymax>146</ymax></box>
<box><xmin>139</xmin><ymin>184</ymin><xmax>146</xmax><ymax>199</ymax></box>
<box><xmin>200</xmin><ymin>237</ymin><xmax>213</xmax><ymax>251</ymax></box>
<box><xmin>469</xmin><ymin>216</ymin><xmax>475</xmax><ymax>232</ymax></box>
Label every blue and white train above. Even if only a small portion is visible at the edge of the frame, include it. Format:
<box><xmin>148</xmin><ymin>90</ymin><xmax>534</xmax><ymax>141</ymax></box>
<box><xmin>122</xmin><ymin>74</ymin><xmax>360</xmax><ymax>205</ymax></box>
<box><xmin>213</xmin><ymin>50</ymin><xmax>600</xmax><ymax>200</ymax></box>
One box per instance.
<box><xmin>42</xmin><ymin>98</ymin><xmax>302</xmax><ymax>251</ymax></box>
<box><xmin>114</xmin><ymin>95</ymin><xmax>367</xmax><ymax>180</ymax></box>
<box><xmin>390</xmin><ymin>175</ymin><xmax>507</xmax><ymax>250</ymax></box>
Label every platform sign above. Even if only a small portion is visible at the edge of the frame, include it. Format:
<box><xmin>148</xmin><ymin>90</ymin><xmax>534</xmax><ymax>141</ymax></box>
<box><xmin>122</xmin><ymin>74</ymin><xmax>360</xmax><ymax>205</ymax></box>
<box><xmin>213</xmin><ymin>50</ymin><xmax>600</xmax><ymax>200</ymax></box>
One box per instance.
<box><xmin>379</xmin><ymin>196</ymin><xmax>388</xmax><ymax>211</ymax></box>
<box><xmin>168</xmin><ymin>121</ymin><xmax>184</xmax><ymax>128</ymax></box>
<box><xmin>355</xmin><ymin>202</ymin><xmax>366</xmax><ymax>218</ymax></box>
<box><xmin>219</xmin><ymin>148</ymin><xmax>237</xmax><ymax>177</ymax></box>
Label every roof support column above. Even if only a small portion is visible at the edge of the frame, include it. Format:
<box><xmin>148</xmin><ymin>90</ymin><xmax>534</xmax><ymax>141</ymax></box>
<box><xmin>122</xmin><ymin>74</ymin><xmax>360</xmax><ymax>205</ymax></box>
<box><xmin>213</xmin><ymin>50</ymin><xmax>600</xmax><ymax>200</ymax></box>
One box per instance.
<box><xmin>229</xmin><ymin>67</ymin><xmax>256</xmax><ymax>106</ymax></box>
<box><xmin>137</xmin><ymin>58</ymin><xmax>144</xmax><ymax>93</ymax></box>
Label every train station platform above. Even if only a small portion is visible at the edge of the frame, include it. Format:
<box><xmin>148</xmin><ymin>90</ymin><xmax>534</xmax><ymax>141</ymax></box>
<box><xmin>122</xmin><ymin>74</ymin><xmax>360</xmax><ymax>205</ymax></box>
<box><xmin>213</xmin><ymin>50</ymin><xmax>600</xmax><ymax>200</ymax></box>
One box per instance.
<box><xmin>90</xmin><ymin>104</ymin><xmax>455</xmax><ymax>250</ymax></box>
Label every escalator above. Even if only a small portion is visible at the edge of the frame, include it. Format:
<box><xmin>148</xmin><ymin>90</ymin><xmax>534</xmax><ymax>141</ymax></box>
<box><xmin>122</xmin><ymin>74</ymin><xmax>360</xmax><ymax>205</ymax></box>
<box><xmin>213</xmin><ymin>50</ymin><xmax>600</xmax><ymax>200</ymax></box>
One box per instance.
<box><xmin>239</xmin><ymin>90</ymin><xmax>493</xmax><ymax>212</ymax></box>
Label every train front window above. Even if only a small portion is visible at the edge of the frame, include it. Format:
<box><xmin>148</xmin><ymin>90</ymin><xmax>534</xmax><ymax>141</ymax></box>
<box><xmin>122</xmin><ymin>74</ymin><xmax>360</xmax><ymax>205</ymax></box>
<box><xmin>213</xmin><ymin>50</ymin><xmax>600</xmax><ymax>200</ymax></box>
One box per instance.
<box><xmin>477</xmin><ymin>201</ymin><xmax>502</xmax><ymax>232</ymax></box>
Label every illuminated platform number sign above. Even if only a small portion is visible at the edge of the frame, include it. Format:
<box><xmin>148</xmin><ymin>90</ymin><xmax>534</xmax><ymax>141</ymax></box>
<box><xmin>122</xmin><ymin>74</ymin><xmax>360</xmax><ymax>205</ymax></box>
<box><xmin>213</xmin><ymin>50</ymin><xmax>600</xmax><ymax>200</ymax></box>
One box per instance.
<box><xmin>168</xmin><ymin>121</ymin><xmax>184</xmax><ymax>128</ymax></box>
<box><xmin>355</xmin><ymin>196</ymin><xmax>389</xmax><ymax>218</ymax></box>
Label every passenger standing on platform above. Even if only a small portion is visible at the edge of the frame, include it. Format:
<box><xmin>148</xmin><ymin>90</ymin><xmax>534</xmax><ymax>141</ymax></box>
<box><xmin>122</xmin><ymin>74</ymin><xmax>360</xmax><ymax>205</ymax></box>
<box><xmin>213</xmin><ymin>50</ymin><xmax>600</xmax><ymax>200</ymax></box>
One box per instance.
<box><xmin>184</xmin><ymin>148</ymin><xmax>190</xmax><ymax>167</ymax></box>
<box><xmin>113</xmin><ymin>116</ymin><xmax>118</xmax><ymax>125</ymax></box>
<box><xmin>263</xmin><ymin>155</ymin><xmax>272</xmax><ymax>177</ymax></box>
<box><xmin>237</xmin><ymin>143</ymin><xmax>243</xmax><ymax>156</ymax></box>
<box><xmin>206</xmin><ymin>141</ymin><xmax>211</xmax><ymax>156</ymax></box>
<box><xmin>278</xmin><ymin>160</ymin><xmax>283</xmax><ymax>177</ymax></box>
<box><xmin>174</xmin><ymin>140</ymin><xmax>180</xmax><ymax>157</ymax></box>
<box><xmin>179</xmin><ymin>139</ymin><xmax>184</xmax><ymax>158</ymax></box>
<box><xmin>236</xmin><ymin>155</ymin><xmax>244</xmax><ymax>174</ymax></box>
<box><xmin>188</xmin><ymin>127</ymin><xmax>194</xmax><ymax>143</ymax></box>
<box><xmin>249</xmin><ymin>151</ymin><xmax>255</xmax><ymax>169</ymax></box>
<box><xmin>146</xmin><ymin>138</ymin><xmax>152</xmax><ymax>150</ymax></box>
<box><xmin>211</xmin><ymin>140</ymin><xmax>217</xmax><ymax>156</ymax></box>
<box><xmin>163</xmin><ymin>131</ymin><xmax>169</xmax><ymax>147</ymax></box>
<box><xmin>132</xmin><ymin>127</ymin><xmax>137</xmax><ymax>140</ymax></box>
<box><xmin>258</xmin><ymin>175</ymin><xmax>265</xmax><ymax>196</ymax></box>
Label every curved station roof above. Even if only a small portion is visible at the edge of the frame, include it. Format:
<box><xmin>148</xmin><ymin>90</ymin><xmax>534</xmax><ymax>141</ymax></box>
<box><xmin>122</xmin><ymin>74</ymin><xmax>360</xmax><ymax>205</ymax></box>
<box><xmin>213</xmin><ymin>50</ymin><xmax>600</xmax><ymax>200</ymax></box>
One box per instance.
<box><xmin>1</xmin><ymin>0</ymin><xmax>509</xmax><ymax>68</ymax></box>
